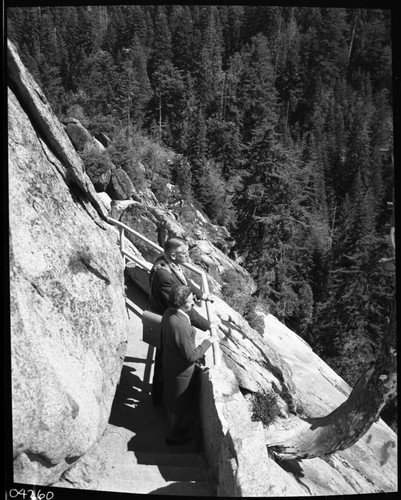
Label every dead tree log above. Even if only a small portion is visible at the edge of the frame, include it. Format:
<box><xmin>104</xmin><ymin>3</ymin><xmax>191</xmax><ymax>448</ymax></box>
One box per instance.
<box><xmin>265</xmin><ymin>293</ymin><xmax>396</xmax><ymax>460</ymax></box>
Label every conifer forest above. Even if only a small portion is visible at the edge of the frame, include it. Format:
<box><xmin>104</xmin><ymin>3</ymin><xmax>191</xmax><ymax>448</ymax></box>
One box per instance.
<box><xmin>7</xmin><ymin>5</ymin><xmax>396</xmax><ymax>428</ymax></box>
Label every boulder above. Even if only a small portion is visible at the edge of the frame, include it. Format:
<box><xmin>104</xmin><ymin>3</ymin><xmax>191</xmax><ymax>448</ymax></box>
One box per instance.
<box><xmin>107</xmin><ymin>168</ymin><xmax>137</xmax><ymax>200</ymax></box>
<box><xmin>85</xmin><ymin>157</ymin><xmax>112</xmax><ymax>192</ymax></box>
<box><xmin>97</xmin><ymin>192</ymin><xmax>113</xmax><ymax>213</ymax></box>
<box><xmin>110</xmin><ymin>200</ymin><xmax>142</xmax><ymax>220</ymax></box>
<box><xmin>9</xmin><ymin>46</ymin><xmax>129</xmax><ymax>484</ymax></box>
<box><xmin>65</xmin><ymin>120</ymin><xmax>106</xmax><ymax>155</ymax></box>
<box><xmin>96</xmin><ymin>131</ymin><xmax>112</xmax><ymax>148</ymax></box>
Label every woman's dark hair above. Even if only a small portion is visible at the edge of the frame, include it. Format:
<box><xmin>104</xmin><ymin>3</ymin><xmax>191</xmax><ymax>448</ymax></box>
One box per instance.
<box><xmin>168</xmin><ymin>285</ymin><xmax>192</xmax><ymax>309</ymax></box>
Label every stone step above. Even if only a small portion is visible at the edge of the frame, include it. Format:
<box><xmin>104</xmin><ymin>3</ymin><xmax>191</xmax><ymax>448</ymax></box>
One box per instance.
<box><xmin>97</xmin><ymin>462</ymin><xmax>213</xmax><ymax>496</ymax></box>
<box><xmin>134</xmin><ymin>463</ymin><xmax>207</xmax><ymax>482</ymax></box>
<box><xmin>134</xmin><ymin>450</ymin><xmax>207</xmax><ymax>468</ymax></box>
<box><xmin>148</xmin><ymin>480</ymin><xmax>214</xmax><ymax>496</ymax></box>
<box><xmin>100</xmin><ymin>480</ymin><xmax>213</xmax><ymax>496</ymax></box>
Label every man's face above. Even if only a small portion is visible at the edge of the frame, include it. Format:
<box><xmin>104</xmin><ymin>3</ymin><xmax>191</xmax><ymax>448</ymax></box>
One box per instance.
<box><xmin>181</xmin><ymin>293</ymin><xmax>194</xmax><ymax>312</ymax></box>
<box><xmin>172</xmin><ymin>244</ymin><xmax>189</xmax><ymax>264</ymax></box>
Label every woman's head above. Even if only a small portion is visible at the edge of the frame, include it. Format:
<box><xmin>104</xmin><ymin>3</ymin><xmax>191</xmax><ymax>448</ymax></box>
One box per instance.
<box><xmin>168</xmin><ymin>285</ymin><xmax>194</xmax><ymax>311</ymax></box>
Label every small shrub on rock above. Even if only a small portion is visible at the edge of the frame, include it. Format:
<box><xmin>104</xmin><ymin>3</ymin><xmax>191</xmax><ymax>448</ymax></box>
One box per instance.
<box><xmin>220</xmin><ymin>269</ymin><xmax>250</xmax><ymax>314</ymax></box>
<box><xmin>151</xmin><ymin>175</ymin><xmax>172</xmax><ymax>204</ymax></box>
<box><xmin>243</xmin><ymin>297</ymin><xmax>270</xmax><ymax>336</ymax></box>
<box><xmin>79</xmin><ymin>150</ymin><xmax>112</xmax><ymax>191</ymax></box>
<box><xmin>251</xmin><ymin>390</ymin><xmax>281</xmax><ymax>427</ymax></box>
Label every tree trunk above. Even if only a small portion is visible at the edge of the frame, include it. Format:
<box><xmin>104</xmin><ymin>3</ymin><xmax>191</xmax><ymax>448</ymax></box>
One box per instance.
<box><xmin>265</xmin><ymin>298</ymin><xmax>396</xmax><ymax>459</ymax></box>
<box><xmin>348</xmin><ymin>10</ymin><xmax>360</xmax><ymax>64</ymax></box>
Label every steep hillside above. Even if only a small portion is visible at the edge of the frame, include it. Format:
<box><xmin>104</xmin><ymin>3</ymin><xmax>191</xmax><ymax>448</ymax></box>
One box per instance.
<box><xmin>8</xmin><ymin>38</ymin><xmax>397</xmax><ymax>494</ymax></box>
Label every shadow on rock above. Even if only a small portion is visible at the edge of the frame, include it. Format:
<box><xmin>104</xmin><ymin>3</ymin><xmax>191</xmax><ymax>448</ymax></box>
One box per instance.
<box><xmin>149</xmin><ymin>482</ymin><xmax>212</xmax><ymax>496</ymax></box>
<box><xmin>276</xmin><ymin>458</ymin><xmax>305</xmax><ymax>477</ymax></box>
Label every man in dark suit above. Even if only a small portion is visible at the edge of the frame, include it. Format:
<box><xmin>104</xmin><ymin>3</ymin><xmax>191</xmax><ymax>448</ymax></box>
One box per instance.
<box><xmin>147</xmin><ymin>237</ymin><xmax>217</xmax><ymax>407</ymax></box>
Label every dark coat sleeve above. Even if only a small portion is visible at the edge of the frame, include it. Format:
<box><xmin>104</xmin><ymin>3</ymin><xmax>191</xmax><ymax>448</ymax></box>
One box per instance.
<box><xmin>188</xmin><ymin>307</ymin><xmax>211</xmax><ymax>331</ymax></box>
<box><xmin>169</xmin><ymin>318</ymin><xmax>213</xmax><ymax>364</ymax></box>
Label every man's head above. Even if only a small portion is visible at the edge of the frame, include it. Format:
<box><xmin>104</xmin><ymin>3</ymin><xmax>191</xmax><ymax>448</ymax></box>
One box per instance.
<box><xmin>168</xmin><ymin>285</ymin><xmax>194</xmax><ymax>311</ymax></box>
<box><xmin>164</xmin><ymin>237</ymin><xmax>189</xmax><ymax>265</ymax></box>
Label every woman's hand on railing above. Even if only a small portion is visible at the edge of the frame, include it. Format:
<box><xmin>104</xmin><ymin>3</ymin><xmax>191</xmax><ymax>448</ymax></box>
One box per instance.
<box><xmin>208</xmin><ymin>334</ymin><xmax>221</xmax><ymax>343</ymax></box>
<box><xmin>209</xmin><ymin>321</ymin><xmax>220</xmax><ymax>331</ymax></box>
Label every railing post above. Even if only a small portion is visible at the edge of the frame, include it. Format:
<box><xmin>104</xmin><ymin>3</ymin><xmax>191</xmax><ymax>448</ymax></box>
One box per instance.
<box><xmin>201</xmin><ymin>274</ymin><xmax>222</xmax><ymax>367</ymax></box>
<box><xmin>205</xmin><ymin>301</ymin><xmax>222</xmax><ymax>366</ymax></box>
<box><xmin>119</xmin><ymin>226</ymin><xmax>125</xmax><ymax>264</ymax></box>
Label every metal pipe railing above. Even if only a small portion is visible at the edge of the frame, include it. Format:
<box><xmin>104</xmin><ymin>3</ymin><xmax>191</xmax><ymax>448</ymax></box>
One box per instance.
<box><xmin>108</xmin><ymin>216</ymin><xmax>221</xmax><ymax>365</ymax></box>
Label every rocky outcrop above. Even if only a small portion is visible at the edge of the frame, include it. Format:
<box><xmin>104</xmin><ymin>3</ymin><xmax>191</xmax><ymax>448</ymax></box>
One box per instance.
<box><xmin>107</xmin><ymin>168</ymin><xmax>137</xmax><ymax>200</ymax></box>
<box><xmin>95</xmin><ymin>131</ymin><xmax>112</xmax><ymax>148</ymax></box>
<box><xmin>8</xmin><ymin>39</ymin><xmax>129</xmax><ymax>485</ymax></box>
<box><xmin>7</xmin><ymin>40</ymin><xmax>108</xmax><ymax>223</ymax></box>
<box><xmin>62</xmin><ymin>119</ymin><xmax>141</xmax><ymax>202</ymax></box>
<box><xmin>83</xmin><ymin>153</ymin><xmax>113</xmax><ymax>192</ymax></box>
<box><xmin>64</xmin><ymin>117</ymin><xmax>106</xmax><ymax>154</ymax></box>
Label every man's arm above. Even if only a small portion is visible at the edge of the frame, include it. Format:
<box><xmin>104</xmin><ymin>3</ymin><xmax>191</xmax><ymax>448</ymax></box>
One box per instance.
<box><xmin>188</xmin><ymin>307</ymin><xmax>211</xmax><ymax>331</ymax></box>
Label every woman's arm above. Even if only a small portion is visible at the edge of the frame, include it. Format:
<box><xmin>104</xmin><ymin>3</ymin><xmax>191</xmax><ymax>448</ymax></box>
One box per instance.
<box><xmin>172</xmin><ymin>322</ymin><xmax>215</xmax><ymax>363</ymax></box>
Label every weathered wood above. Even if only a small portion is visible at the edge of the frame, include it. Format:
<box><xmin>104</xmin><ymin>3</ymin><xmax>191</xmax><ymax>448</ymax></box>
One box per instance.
<box><xmin>265</xmin><ymin>296</ymin><xmax>396</xmax><ymax>459</ymax></box>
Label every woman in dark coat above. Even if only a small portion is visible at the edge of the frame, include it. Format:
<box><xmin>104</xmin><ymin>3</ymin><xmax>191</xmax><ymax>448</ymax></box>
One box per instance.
<box><xmin>161</xmin><ymin>285</ymin><xmax>222</xmax><ymax>446</ymax></box>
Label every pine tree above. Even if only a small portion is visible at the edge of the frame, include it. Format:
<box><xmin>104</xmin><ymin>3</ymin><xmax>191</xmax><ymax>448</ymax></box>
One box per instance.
<box><xmin>274</xmin><ymin>8</ymin><xmax>304</xmax><ymax>141</ymax></box>
<box><xmin>148</xmin><ymin>5</ymin><xmax>172</xmax><ymax>82</ymax></box>
<box><xmin>238</xmin><ymin>33</ymin><xmax>279</xmax><ymax>144</ymax></box>
<box><xmin>219</xmin><ymin>5</ymin><xmax>245</xmax><ymax>62</ymax></box>
<box><xmin>78</xmin><ymin>48</ymin><xmax>117</xmax><ymax>119</ymax></box>
<box><xmin>145</xmin><ymin>61</ymin><xmax>187</xmax><ymax>148</ymax></box>
<box><xmin>194</xmin><ymin>6</ymin><xmax>225</xmax><ymax>117</ymax></box>
<box><xmin>170</xmin><ymin>5</ymin><xmax>196</xmax><ymax>75</ymax></box>
<box><xmin>129</xmin><ymin>35</ymin><xmax>152</xmax><ymax>128</ymax></box>
<box><xmin>234</xmin><ymin>130</ymin><xmax>307</xmax><ymax>320</ymax></box>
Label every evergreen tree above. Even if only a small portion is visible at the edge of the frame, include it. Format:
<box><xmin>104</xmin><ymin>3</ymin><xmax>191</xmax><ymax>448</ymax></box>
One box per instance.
<box><xmin>238</xmin><ymin>33</ymin><xmax>279</xmax><ymax>143</ymax></box>
<box><xmin>171</xmin><ymin>155</ymin><xmax>193</xmax><ymax>203</ymax></box>
<box><xmin>148</xmin><ymin>5</ymin><xmax>172</xmax><ymax>82</ymax></box>
<box><xmin>78</xmin><ymin>48</ymin><xmax>117</xmax><ymax>118</ymax></box>
<box><xmin>194</xmin><ymin>5</ymin><xmax>225</xmax><ymax>117</ymax></box>
<box><xmin>145</xmin><ymin>61</ymin><xmax>187</xmax><ymax>148</ymax></box>
<box><xmin>234</xmin><ymin>130</ymin><xmax>307</xmax><ymax>320</ymax></box>
<box><xmin>129</xmin><ymin>35</ymin><xmax>152</xmax><ymax>128</ymax></box>
<box><xmin>206</xmin><ymin>51</ymin><xmax>244</xmax><ymax>180</ymax></box>
<box><xmin>170</xmin><ymin>5</ymin><xmax>196</xmax><ymax>75</ymax></box>
<box><xmin>219</xmin><ymin>5</ymin><xmax>245</xmax><ymax>62</ymax></box>
<box><xmin>274</xmin><ymin>8</ymin><xmax>304</xmax><ymax>141</ymax></box>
